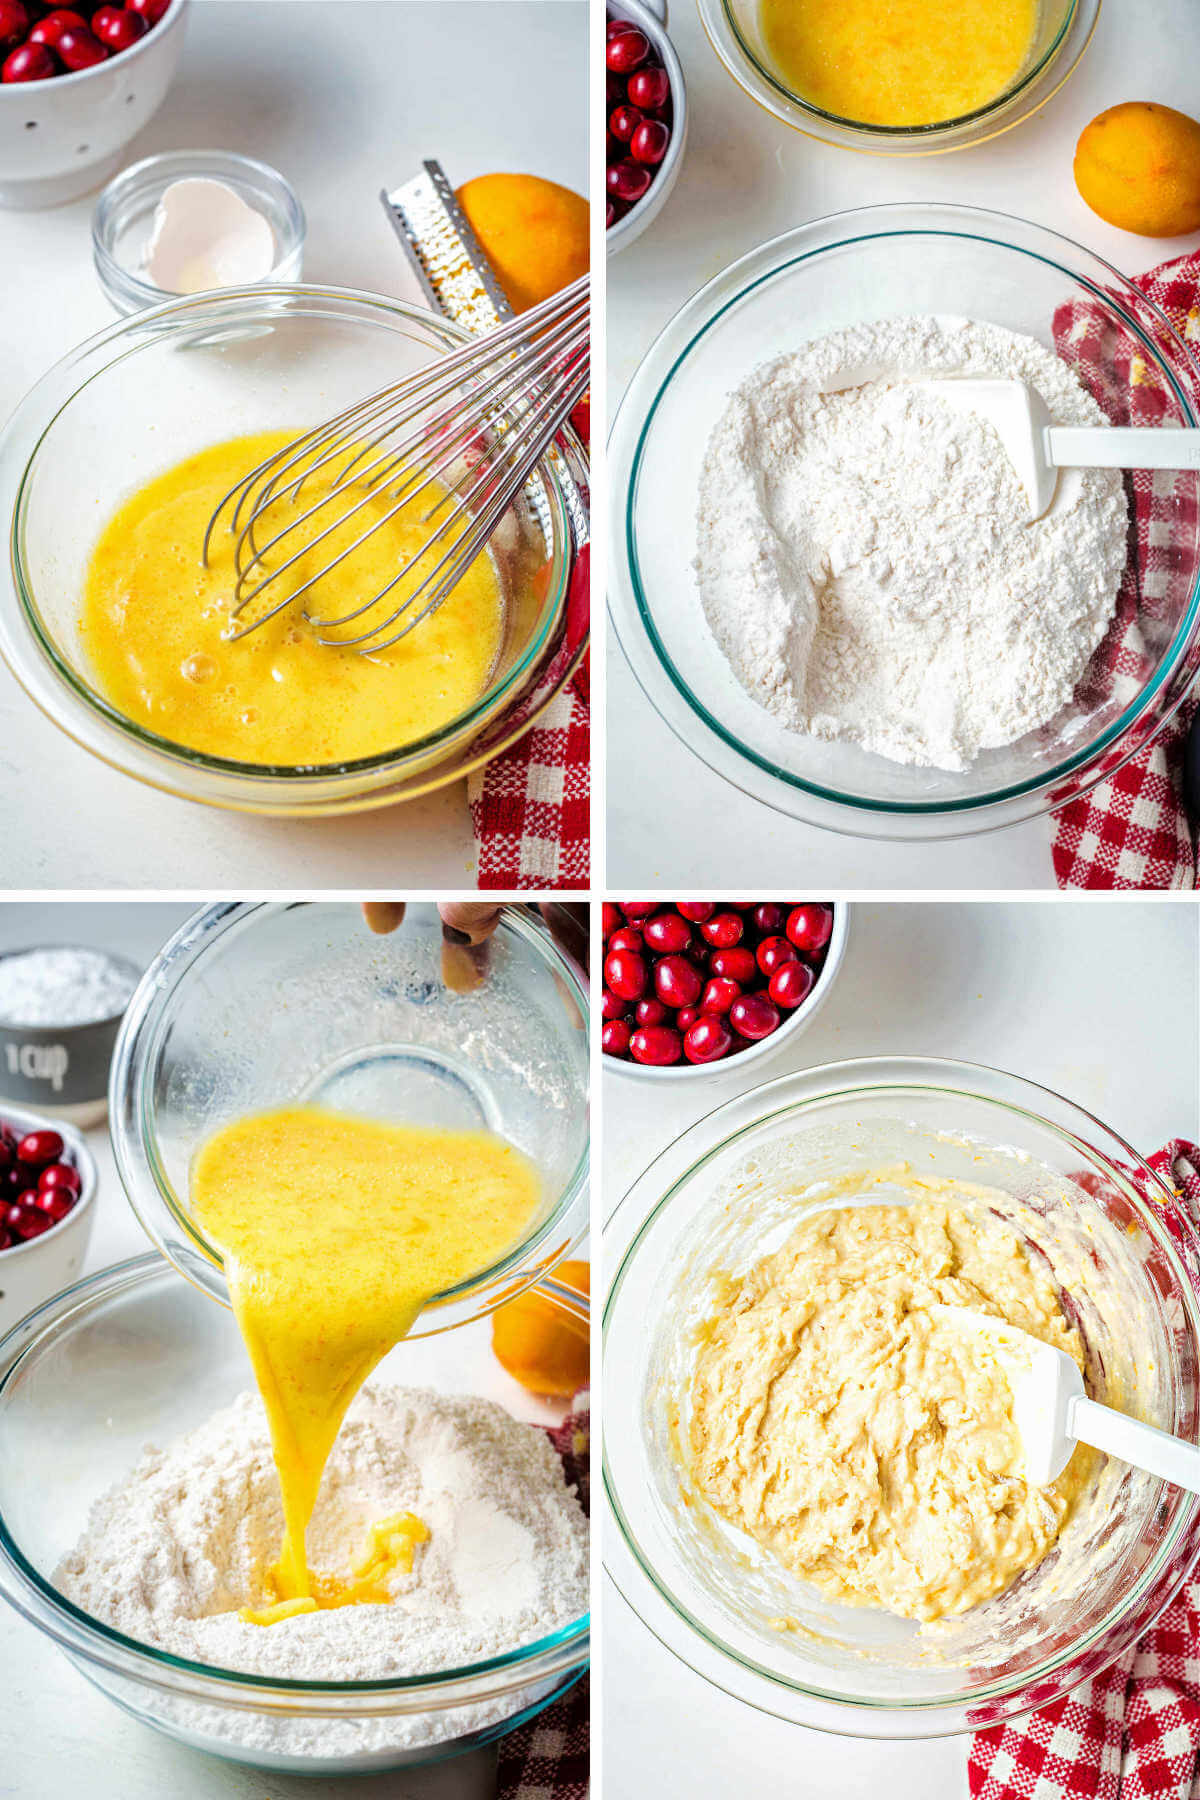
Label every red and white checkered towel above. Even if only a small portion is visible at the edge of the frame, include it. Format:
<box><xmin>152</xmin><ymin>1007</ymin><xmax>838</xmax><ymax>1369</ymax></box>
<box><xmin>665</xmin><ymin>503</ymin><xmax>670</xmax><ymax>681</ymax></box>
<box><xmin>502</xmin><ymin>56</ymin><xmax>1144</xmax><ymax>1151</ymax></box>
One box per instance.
<box><xmin>969</xmin><ymin>1143</ymin><xmax>1200</xmax><ymax>1800</ymax></box>
<box><xmin>1050</xmin><ymin>252</ymin><xmax>1200</xmax><ymax>888</ymax></box>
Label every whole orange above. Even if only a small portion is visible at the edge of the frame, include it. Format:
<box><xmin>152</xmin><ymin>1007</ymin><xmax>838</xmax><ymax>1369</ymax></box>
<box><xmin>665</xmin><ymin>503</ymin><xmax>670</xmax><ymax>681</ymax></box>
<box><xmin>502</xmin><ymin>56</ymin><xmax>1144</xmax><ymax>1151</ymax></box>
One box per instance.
<box><xmin>491</xmin><ymin>1259</ymin><xmax>590</xmax><ymax>1398</ymax></box>
<box><xmin>1074</xmin><ymin>102</ymin><xmax>1200</xmax><ymax>237</ymax></box>
<box><xmin>456</xmin><ymin>173</ymin><xmax>589</xmax><ymax>314</ymax></box>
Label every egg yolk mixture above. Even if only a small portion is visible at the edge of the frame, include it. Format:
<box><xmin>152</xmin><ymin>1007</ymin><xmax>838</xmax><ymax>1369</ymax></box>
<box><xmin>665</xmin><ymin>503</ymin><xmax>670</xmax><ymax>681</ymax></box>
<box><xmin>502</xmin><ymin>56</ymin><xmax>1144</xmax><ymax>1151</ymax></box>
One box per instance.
<box><xmin>79</xmin><ymin>432</ymin><xmax>504</xmax><ymax>768</ymax></box>
<box><xmin>190</xmin><ymin>1106</ymin><xmax>541</xmax><ymax>1622</ymax></box>
<box><xmin>759</xmin><ymin>0</ymin><xmax>1038</xmax><ymax>128</ymax></box>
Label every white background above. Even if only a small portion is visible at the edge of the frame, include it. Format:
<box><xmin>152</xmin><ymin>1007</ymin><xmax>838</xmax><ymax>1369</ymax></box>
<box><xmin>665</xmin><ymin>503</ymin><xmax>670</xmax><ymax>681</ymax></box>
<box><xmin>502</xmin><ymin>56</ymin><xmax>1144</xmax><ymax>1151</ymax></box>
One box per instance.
<box><xmin>602</xmin><ymin>900</ymin><xmax>1200</xmax><ymax>1798</ymax></box>
<box><xmin>0</xmin><ymin>0</ymin><xmax>586</xmax><ymax>891</ymax></box>
<box><xmin>607</xmin><ymin>0</ymin><xmax>1200</xmax><ymax>890</ymax></box>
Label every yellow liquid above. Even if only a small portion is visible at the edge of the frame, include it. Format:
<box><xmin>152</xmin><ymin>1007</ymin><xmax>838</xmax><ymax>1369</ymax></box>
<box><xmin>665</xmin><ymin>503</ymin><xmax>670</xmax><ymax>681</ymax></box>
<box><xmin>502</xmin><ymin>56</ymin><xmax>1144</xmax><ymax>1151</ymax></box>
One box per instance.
<box><xmin>190</xmin><ymin>1106</ymin><xmax>541</xmax><ymax>1616</ymax></box>
<box><xmin>760</xmin><ymin>0</ymin><xmax>1038</xmax><ymax>128</ymax></box>
<box><xmin>80</xmin><ymin>432</ymin><xmax>504</xmax><ymax>767</ymax></box>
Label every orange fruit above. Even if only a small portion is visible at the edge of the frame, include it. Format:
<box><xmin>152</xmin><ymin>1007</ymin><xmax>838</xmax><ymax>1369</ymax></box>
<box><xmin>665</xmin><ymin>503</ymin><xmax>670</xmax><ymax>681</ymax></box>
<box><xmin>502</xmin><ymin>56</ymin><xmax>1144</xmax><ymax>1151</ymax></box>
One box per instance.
<box><xmin>455</xmin><ymin>174</ymin><xmax>589</xmax><ymax>314</ymax></box>
<box><xmin>1074</xmin><ymin>102</ymin><xmax>1200</xmax><ymax>237</ymax></box>
<box><xmin>491</xmin><ymin>1260</ymin><xmax>590</xmax><ymax>1398</ymax></box>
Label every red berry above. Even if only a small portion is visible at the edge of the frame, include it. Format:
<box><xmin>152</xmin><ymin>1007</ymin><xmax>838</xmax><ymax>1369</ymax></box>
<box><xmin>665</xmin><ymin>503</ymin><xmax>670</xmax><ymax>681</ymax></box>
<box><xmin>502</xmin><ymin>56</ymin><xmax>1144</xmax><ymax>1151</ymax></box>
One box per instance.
<box><xmin>675</xmin><ymin>1006</ymin><xmax>699</xmax><ymax>1031</ymax></box>
<box><xmin>35</xmin><ymin>1187</ymin><xmax>74</xmax><ymax>1223</ymax></box>
<box><xmin>684</xmin><ymin>1015</ymin><xmax>733</xmax><ymax>1064</ymax></box>
<box><xmin>127</xmin><ymin>0</ymin><xmax>170</xmax><ymax>23</ymax></box>
<box><xmin>38</xmin><ymin>1162</ymin><xmax>80</xmax><ymax>1196</ymax></box>
<box><xmin>602</xmin><ymin>1019</ymin><xmax>631</xmax><ymax>1058</ymax></box>
<box><xmin>17</xmin><ymin>1130</ymin><xmax>63</xmax><ymax>1168</ymax></box>
<box><xmin>92</xmin><ymin>3</ymin><xmax>143</xmax><ymax>47</ymax></box>
<box><xmin>677</xmin><ymin>903</ymin><xmax>716</xmax><ymax>922</ymax></box>
<box><xmin>8</xmin><ymin>1198</ymin><xmax>53</xmax><ymax>1239</ymax></box>
<box><xmin>655</xmin><ymin>953</ymin><xmax>701</xmax><ymax>1010</ymax></box>
<box><xmin>729</xmin><ymin>993</ymin><xmax>781</xmax><ymax>1041</ymax></box>
<box><xmin>700</xmin><ymin>976</ymin><xmax>741</xmax><ymax>1016</ymax></box>
<box><xmin>605</xmin><ymin>24</ymin><xmax>648</xmax><ymax>71</ymax></box>
<box><xmin>700</xmin><ymin>911</ymin><xmax>743</xmax><ymax>949</ymax></box>
<box><xmin>55</xmin><ymin>23</ymin><xmax>106</xmax><ymax>65</ymax></box>
<box><xmin>601</xmin><ymin>987</ymin><xmax>625</xmax><ymax>1021</ymax></box>
<box><xmin>752</xmin><ymin>903</ymin><xmax>788</xmax><ymax>936</ymax></box>
<box><xmin>602</xmin><ymin>902</ymin><xmax>622</xmax><ymax>939</ymax></box>
<box><xmin>0</xmin><ymin>1224</ymin><xmax>10</xmax><ymax>1251</ymax></box>
<box><xmin>606</xmin><ymin>160</ymin><xmax>650</xmax><ymax>205</ymax></box>
<box><xmin>635</xmin><ymin>996</ymin><xmax>668</xmax><ymax>1027</ymax></box>
<box><xmin>710</xmin><ymin>946</ymin><xmax>757</xmax><ymax>984</ymax></box>
<box><xmin>642</xmin><ymin>911</ymin><xmax>691</xmax><ymax>954</ymax></box>
<box><xmin>1</xmin><ymin>1165</ymin><xmax>24</xmax><ymax>1195</ymax></box>
<box><xmin>606</xmin><ymin>200</ymin><xmax>617</xmax><ymax>229</ymax></box>
<box><xmin>630</xmin><ymin>1025</ymin><xmax>682</xmax><ymax>1066</ymax></box>
<box><xmin>0</xmin><ymin>0</ymin><xmax>28</xmax><ymax>47</ymax></box>
<box><xmin>770</xmin><ymin>960</ymin><xmax>815</xmax><ymax>1010</ymax></box>
<box><xmin>2</xmin><ymin>39</ymin><xmax>56</xmax><ymax>77</ymax></box>
<box><xmin>628</xmin><ymin>64</ymin><xmax>670</xmax><ymax>111</ymax></box>
<box><xmin>620</xmin><ymin>902</ymin><xmax>657</xmax><ymax>919</ymax></box>
<box><xmin>29</xmin><ymin>6</ymin><xmax>84</xmax><ymax>44</ymax></box>
<box><xmin>610</xmin><ymin>102</ymin><xmax>642</xmax><ymax>143</ymax></box>
<box><xmin>607</xmin><ymin>925</ymin><xmax>644</xmax><ymax>956</ymax></box>
<box><xmin>631</xmin><ymin>119</ymin><xmax>670</xmax><ymax>165</ymax></box>
<box><xmin>605</xmin><ymin>948</ymin><xmax>648</xmax><ymax>1002</ymax></box>
<box><xmin>786</xmin><ymin>904</ymin><xmax>834</xmax><ymax>954</ymax></box>
<box><xmin>757</xmin><ymin>935</ymin><xmax>798</xmax><ymax>977</ymax></box>
<box><xmin>606</xmin><ymin>14</ymin><xmax>630</xmax><ymax>35</ymax></box>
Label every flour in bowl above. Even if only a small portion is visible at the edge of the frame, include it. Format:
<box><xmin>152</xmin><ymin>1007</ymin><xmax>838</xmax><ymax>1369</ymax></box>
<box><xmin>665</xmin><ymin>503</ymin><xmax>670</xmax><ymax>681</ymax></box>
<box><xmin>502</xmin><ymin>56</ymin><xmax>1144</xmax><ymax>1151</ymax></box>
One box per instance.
<box><xmin>694</xmin><ymin>315</ymin><xmax>1128</xmax><ymax>771</ymax></box>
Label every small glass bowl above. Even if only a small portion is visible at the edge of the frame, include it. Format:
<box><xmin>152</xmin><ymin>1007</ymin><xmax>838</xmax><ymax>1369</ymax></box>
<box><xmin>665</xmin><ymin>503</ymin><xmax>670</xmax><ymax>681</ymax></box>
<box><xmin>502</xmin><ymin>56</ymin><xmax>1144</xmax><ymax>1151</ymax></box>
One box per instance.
<box><xmin>698</xmin><ymin>0</ymin><xmax>1101</xmax><ymax>155</ymax></box>
<box><xmin>92</xmin><ymin>149</ymin><xmax>306</xmax><ymax>315</ymax></box>
<box><xmin>108</xmin><ymin>900</ymin><xmax>590</xmax><ymax>1328</ymax></box>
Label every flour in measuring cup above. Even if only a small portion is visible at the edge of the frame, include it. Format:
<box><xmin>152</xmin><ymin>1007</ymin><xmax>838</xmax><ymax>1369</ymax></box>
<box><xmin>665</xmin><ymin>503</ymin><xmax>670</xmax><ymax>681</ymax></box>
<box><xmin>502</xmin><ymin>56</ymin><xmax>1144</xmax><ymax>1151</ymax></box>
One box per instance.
<box><xmin>0</xmin><ymin>947</ymin><xmax>138</xmax><ymax>1028</ymax></box>
<box><xmin>694</xmin><ymin>315</ymin><xmax>1129</xmax><ymax>771</ymax></box>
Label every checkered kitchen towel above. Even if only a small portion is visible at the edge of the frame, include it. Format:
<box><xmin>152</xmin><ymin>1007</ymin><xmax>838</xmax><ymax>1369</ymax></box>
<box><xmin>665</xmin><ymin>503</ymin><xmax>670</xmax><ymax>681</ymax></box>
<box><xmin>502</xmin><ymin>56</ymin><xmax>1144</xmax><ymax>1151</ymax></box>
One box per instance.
<box><xmin>496</xmin><ymin>1397</ymin><xmax>590</xmax><ymax>1798</ymax></box>
<box><xmin>1050</xmin><ymin>252</ymin><xmax>1200</xmax><ymax>888</ymax></box>
<box><xmin>969</xmin><ymin>1143</ymin><xmax>1200</xmax><ymax>1800</ymax></box>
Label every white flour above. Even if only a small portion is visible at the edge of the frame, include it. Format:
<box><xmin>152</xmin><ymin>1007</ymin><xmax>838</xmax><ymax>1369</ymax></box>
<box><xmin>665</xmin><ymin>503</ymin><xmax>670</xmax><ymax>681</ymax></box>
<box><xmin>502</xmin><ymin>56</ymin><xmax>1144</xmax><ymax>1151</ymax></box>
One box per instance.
<box><xmin>695</xmin><ymin>315</ymin><xmax>1128</xmax><ymax>771</ymax></box>
<box><xmin>55</xmin><ymin>1385</ymin><xmax>588</xmax><ymax>1760</ymax></box>
<box><xmin>0</xmin><ymin>947</ymin><xmax>137</xmax><ymax>1027</ymax></box>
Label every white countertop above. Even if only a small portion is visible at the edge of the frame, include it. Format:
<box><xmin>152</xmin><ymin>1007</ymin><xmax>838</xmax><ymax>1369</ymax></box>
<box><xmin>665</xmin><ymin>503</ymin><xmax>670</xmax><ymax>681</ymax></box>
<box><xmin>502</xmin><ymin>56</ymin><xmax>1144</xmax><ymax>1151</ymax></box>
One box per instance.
<box><xmin>0</xmin><ymin>0</ymin><xmax>586</xmax><ymax>892</ymax></box>
<box><xmin>607</xmin><ymin>0</ymin><xmax>1200</xmax><ymax>890</ymax></box>
<box><xmin>601</xmin><ymin>899</ymin><xmax>1200</xmax><ymax>1798</ymax></box>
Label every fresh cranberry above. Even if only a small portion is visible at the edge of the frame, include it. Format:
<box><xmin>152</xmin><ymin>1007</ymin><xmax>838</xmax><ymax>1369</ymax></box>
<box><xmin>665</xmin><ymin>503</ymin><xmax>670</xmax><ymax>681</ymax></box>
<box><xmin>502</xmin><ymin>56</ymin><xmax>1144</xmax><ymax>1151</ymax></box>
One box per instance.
<box><xmin>630</xmin><ymin>1024</ymin><xmax>682</xmax><ymax>1066</ymax></box>
<box><xmin>752</xmin><ymin>903</ymin><xmax>788</xmax><ymax>936</ymax></box>
<box><xmin>770</xmin><ymin>960</ymin><xmax>815</xmax><ymax>1009</ymax></box>
<box><xmin>602</xmin><ymin>902</ymin><xmax>623</xmax><ymax>939</ymax></box>
<box><xmin>786</xmin><ymin>904</ymin><xmax>834</xmax><ymax>953</ymax></box>
<box><xmin>2</xmin><ymin>40</ymin><xmax>56</xmax><ymax>77</ymax></box>
<box><xmin>39</xmin><ymin>1162</ymin><xmax>80</xmax><ymax>1195</ymax></box>
<box><xmin>635</xmin><ymin>996</ymin><xmax>668</xmax><ymax>1027</ymax></box>
<box><xmin>655</xmin><ymin>953</ymin><xmax>701</xmax><ymax>1009</ymax></box>
<box><xmin>607</xmin><ymin>925</ymin><xmax>644</xmax><ymax>956</ymax></box>
<box><xmin>126</xmin><ymin>0</ymin><xmax>170</xmax><ymax>22</ymax></box>
<box><xmin>605</xmin><ymin>24</ymin><xmax>648</xmax><ymax>71</ymax></box>
<box><xmin>606</xmin><ymin>13</ymin><xmax>631</xmax><ymax>34</ymax></box>
<box><xmin>620</xmin><ymin>902</ymin><xmax>658</xmax><ymax>919</ymax></box>
<box><xmin>56</xmin><ymin>23</ymin><xmax>106</xmax><ymax>66</ymax></box>
<box><xmin>602</xmin><ymin>1019</ymin><xmax>631</xmax><ymax>1057</ymax></box>
<box><xmin>628</xmin><ymin>63</ymin><xmax>670</xmax><ymax>111</ymax></box>
<box><xmin>757</xmin><ymin>935</ymin><xmax>798</xmax><ymax>977</ymax></box>
<box><xmin>0</xmin><ymin>1139</ymin><xmax>11</xmax><ymax>1171</ymax></box>
<box><xmin>601</xmin><ymin>987</ymin><xmax>625</xmax><ymax>1020</ymax></box>
<box><xmin>610</xmin><ymin>102</ymin><xmax>642</xmax><ymax>143</ymax></box>
<box><xmin>0</xmin><ymin>1223</ymin><xmax>10</xmax><ymax>1251</ymax></box>
<box><xmin>606</xmin><ymin>199</ymin><xmax>616</xmax><ymax>229</ymax></box>
<box><xmin>677</xmin><ymin>903</ymin><xmax>716</xmax><ymax>922</ymax></box>
<box><xmin>35</xmin><ymin>1187</ymin><xmax>74</xmax><ymax>1223</ymax></box>
<box><xmin>729</xmin><ymin>993</ymin><xmax>781</xmax><ymax>1040</ymax></box>
<box><xmin>700</xmin><ymin>911</ymin><xmax>743</xmax><ymax>948</ymax></box>
<box><xmin>710</xmin><ymin>946</ymin><xmax>757</xmax><ymax>984</ymax></box>
<box><xmin>1</xmin><ymin>1165</ymin><xmax>24</xmax><ymax>1195</ymax></box>
<box><xmin>17</xmin><ymin>1130</ymin><xmax>63</xmax><ymax>1168</ymax></box>
<box><xmin>642</xmin><ymin>911</ymin><xmax>691</xmax><ymax>954</ymax></box>
<box><xmin>606</xmin><ymin>160</ymin><xmax>651</xmax><ymax>206</ymax></box>
<box><xmin>92</xmin><ymin>3</ymin><xmax>144</xmax><ymax>47</ymax></box>
<box><xmin>631</xmin><ymin>119</ymin><xmax>670</xmax><ymax>165</ymax></box>
<box><xmin>0</xmin><ymin>0</ymin><xmax>28</xmax><ymax>47</ymax></box>
<box><xmin>675</xmin><ymin>1005</ymin><xmax>699</xmax><ymax>1031</ymax></box>
<box><xmin>605</xmin><ymin>948</ymin><xmax>647</xmax><ymax>1002</ymax></box>
<box><xmin>8</xmin><ymin>1198</ymin><xmax>53</xmax><ymax>1239</ymax></box>
<box><xmin>29</xmin><ymin>7</ymin><xmax>85</xmax><ymax>44</ymax></box>
<box><xmin>700</xmin><ymin>976</ymin><xmax>740</xmax><ymax>1016</ymax></box>
<box><xmin>684</xmin><ymin>1015</ymin><xmax>733</xmax><ymax>1064</ymax></box>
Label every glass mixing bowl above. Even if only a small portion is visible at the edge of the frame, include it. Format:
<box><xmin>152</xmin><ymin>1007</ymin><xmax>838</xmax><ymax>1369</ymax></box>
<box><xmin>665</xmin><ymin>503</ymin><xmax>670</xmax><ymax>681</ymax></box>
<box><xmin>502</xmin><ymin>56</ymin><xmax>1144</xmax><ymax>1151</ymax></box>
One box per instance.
<box><xmin>0</xmin><ymin>1255</ymin><xmax>588</xmax><ymax>1774</ymax></box>
<box><xmin>0</xmin><ymin>285</ymin><xmax>588</xmax><ymax>816</ymax></box>
<box><xmin>109</xmin><ymin>901</ymin><xmax>589</xmax><ymax>1325</ymax></box>
<box><xmin>697</xmin><ymin>0</ymin><xmax>1100</xmax><ymax>154</ymax></box>
<box><xmin>604</xmin><ymin>1057</ymin><xmax>1200</xmax><ymax>1737</ymax></box>
<box><xmin>609</xmin><ymin>204</ymin><xmax>1200</xmax><ymax>842</ymax></box>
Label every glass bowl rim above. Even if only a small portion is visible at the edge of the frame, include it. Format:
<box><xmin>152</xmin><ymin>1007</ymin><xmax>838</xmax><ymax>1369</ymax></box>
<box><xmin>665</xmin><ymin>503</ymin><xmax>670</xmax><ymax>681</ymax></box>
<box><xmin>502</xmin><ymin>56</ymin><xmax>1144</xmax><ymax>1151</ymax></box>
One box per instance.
<box><xmin>614</xmin><ymin>202</ymin><xmax>1200</xmax><ymax>821</ymax></box>
<box><xmin>5</xmin><ymin>281</ymin><xmax>576</xmax><ymax>785</ymax></box>
<box><xmin>0</xmin><ymin>1251</ymin><xmax>590</xmax><ymax>1698</ymax></box>
<box><xmin>602</xmin><ymin>1054</ymin><xmax>1200</xmax><ymax>1718</ymax></box>
<box><xmin>108</xmin><ymin>900</ymin><xmax>590</xmax><ymax>1328</ymax></box>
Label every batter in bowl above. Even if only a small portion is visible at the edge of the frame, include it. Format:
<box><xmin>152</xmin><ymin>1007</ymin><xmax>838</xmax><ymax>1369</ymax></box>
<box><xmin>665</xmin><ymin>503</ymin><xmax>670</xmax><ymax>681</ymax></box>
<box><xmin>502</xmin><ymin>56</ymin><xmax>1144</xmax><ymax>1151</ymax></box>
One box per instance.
<box><xmin>688</xmin><ymin>1181</ymin><xmax>1091</xmax><ymax>1622</ymax></box>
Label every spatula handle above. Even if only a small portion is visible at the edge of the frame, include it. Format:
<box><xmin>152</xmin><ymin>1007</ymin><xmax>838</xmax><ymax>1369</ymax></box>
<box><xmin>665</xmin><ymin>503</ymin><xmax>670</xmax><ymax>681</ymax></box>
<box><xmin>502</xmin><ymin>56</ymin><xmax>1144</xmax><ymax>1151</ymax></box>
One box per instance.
<box><xmin>1071</xmin><ymin>1393</ymin><xmax>1200</xmax><ymax>1494</ymax></box>
<box><xmin>1048</xmin><ymin>425</ymin><xmax>1200</xmax><ymax>473</ymax></box>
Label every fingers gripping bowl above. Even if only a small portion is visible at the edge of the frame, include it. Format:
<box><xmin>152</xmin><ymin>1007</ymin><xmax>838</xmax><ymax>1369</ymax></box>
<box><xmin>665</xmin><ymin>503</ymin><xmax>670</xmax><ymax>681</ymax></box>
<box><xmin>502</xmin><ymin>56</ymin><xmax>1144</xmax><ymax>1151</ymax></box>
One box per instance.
<box><xmin>603</xmin><ymin>1059</ymin><xmax>1200</xmax><ymax>1737</ymax></box>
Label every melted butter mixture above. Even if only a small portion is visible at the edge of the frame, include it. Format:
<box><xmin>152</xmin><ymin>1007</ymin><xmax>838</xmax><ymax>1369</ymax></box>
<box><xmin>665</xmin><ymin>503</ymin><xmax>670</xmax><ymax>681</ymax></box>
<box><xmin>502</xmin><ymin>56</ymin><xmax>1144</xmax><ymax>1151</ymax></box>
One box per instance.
<box><xmin>80</xmin><ymin>432</ymin><xmax>504</xmax><ymax>767</ymax></box>
<box><xmin>190</xmin><ymin>1106</ymin><xmax>541</xmax><ymax>1622</ymax></box>
<box><xmin>688</xmin><ymin>1193</ymin><xmax>1091</xmax><ymax>1622</ymax></box>
<box><xmin>760</xmin><ymin>0</ymin><xmax>1038</xmax><ymax>128</ymax></box>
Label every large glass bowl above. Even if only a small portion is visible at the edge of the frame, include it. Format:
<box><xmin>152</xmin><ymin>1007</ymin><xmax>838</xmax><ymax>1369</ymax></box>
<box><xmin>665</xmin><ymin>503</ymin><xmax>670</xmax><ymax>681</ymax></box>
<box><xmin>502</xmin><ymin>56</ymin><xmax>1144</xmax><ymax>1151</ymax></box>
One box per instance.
<box><xmin>0</xmin><ymin>285</ymin><xmax>588</xmax><ymax>816</ymax></box>
<box><xmin>109</xmin><ymin>901</ymin><xmax>590</xmax><ymax>1327</ymax></box>
<box><xmin>0</xmin><ymin>1255</ymin><xmax>588</xmax><ymax>1773</ymax></box>
<box><xmin>603</xmin><ymin>1057</ymin><xmax>1200</xmax><ymax>1737</ymax></box>
<box><xmin>697</xmin><ymin>0</ymin><xmax>1100</xmax><ymax>154</ymax></box>
<box><xmin>608</xmin><ymin>204</ymin><xmax>1200</xmax><ymax>842</ymax></box>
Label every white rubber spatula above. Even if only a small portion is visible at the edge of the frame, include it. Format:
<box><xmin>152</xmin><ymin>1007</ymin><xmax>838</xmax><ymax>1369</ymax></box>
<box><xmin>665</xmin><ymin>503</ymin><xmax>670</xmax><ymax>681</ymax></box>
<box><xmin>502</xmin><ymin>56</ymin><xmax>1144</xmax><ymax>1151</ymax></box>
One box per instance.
<box><xmin>932</xmin><ymin>1304</ymin><xmax>1200</xmax><ymax>1491</ymax></box>
<box><xmin>912</xmin><ymin>378</ymin><xmax>1200</xmax><ymax>521</ymax></box>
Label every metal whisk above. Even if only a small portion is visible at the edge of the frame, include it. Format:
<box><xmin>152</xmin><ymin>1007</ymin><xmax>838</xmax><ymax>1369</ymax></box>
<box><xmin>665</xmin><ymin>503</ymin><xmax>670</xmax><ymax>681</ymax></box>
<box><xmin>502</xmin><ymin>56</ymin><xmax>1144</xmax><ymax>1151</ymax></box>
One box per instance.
<box><xmin>201</xmin><ymin>274</ymin><xmax>589</xmax><ymax>653</ymax></box>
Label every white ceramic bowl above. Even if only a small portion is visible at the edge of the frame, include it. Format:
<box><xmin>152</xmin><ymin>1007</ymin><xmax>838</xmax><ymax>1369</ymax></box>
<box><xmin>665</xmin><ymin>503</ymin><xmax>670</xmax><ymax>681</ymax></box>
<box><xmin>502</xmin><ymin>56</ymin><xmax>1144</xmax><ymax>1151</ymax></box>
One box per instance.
<box><xmin>607</xmin><ymin>0</ymin><xmax>688</xmax><ymax>256</ymax></box>
<box><xmin>0</xmin><ymin>1104</ymin><xmax>97</xmax><ymax>1344</ymax></box>
<box><xmin>0</xmin><ymin>0</ymin><xmax>189</xmax><ymax>211</ymax></box>
<box><xmin>605</xmin><ymin>903</ymin><xmax>849</xmax><ymax>1081</ymax></box>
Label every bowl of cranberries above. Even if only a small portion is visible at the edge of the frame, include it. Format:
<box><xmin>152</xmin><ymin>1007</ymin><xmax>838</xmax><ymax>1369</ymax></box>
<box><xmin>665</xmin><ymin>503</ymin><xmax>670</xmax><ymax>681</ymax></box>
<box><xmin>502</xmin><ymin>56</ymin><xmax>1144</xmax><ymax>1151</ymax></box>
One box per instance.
<box><xmin>606</xmin><ymin>0</ymin><xmax>686</xmax><ymax>254</ymax></box>
<box><xmin>0</xmin><ymin>0</ymin><xmax>187</xmax><ymax>210</ymax></box>
<box><xmin>602</xmin><ymin>901</ymin><xmax>847</xmax><ymax>1078</ymax></box>
<box><xmin>0</xmin><ymin>1104</ymin><xmax>96</xmax><ymax>1339</ymax></box>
